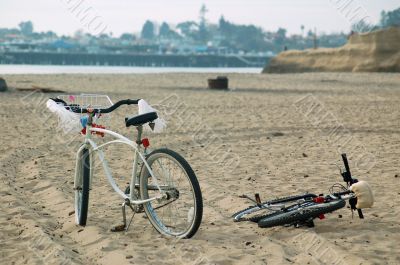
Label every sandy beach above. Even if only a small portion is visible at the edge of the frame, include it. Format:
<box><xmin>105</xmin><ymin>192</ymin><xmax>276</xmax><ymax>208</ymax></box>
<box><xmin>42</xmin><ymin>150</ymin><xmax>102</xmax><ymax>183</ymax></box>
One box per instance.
<box><xmin>0</xmin><ymin>72</ymin><xmax>399</xmax><ymax>265</ymax></box>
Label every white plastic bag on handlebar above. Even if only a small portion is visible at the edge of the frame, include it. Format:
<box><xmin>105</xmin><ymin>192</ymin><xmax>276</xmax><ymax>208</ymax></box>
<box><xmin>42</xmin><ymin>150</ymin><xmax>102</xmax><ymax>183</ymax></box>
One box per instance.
<box><xmin>46</xmin><ymin>99</ymin><xmax>81</xmax><ymax>134</ymax></box>
<box><xmin>138</xmin><ymin>99</ymin><xmax>166</xmax><ymax>133</ymax></box>
<box><xmin>350</xmin><ymin>181</ymin><xmax>374</xmax><ymax>209</ymax></box>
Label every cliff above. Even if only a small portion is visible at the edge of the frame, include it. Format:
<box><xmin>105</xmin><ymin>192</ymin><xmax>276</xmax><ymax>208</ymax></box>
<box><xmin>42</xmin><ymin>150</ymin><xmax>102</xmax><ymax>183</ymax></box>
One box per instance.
<box><xmin>264</xmin><ymin>27</ymin><xmax>400</xmax><ymax>73</ymax></box>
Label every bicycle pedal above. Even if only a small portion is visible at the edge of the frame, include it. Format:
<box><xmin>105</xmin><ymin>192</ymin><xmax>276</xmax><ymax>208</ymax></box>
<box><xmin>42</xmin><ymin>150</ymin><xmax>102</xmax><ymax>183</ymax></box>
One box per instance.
<box><xmin>306</xmin><ymin>220</ymin><xmax>315</xmax><ymax>227</ymax></box>
<box><xmin>134</xmin><ymin>205</ymin><xmax>144</xmax><ymax>213</ymax></box>
<box><xmin>110</xmin><ymin>224</ymin><xmax>126</xmax><ymax>232</ymax></box>
<box><xmin>124</xmin><ymin>185</ymin><xmax>130</xmax><ymax>195</ymax></box>
<box><xmin>293</xmin><ymin>219</ymin><xmax>315</xmax><ymax>228</ymax></box>
<box><xmin>294</xmin><ymin>223</ymin><xmax>304</xmax><ymax>228</ymax></box>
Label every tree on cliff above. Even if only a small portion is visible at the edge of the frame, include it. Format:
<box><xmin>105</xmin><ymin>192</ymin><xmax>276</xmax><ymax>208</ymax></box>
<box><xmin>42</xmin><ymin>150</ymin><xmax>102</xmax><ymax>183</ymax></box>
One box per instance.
<box><xmin>380</xmin><ymin>8</ymin><xmax>400</xmax><ymax>28</ymax></box>
<box><xmin>159</xmin><ymin>22</ymin><xmax>170</xmax><ymax>37</ymax></box>
<box><xmin>197</xmin><ymin>4</ymin><xmax>209</xmax><ymax>43</ymax></box>
<box><xmin>141</xmin><ymin>20</ymin><xmax>155</xmax><ymax>40</ymax></box>
<box><xmin>19</xmin><ymin>21</ymin><xmax>34</xmax><ymax>36</ymax></box>
<box><xmin>218</xmin><ymin>16</ymin><xmax>268</xmax><ymax>52</ymax></box>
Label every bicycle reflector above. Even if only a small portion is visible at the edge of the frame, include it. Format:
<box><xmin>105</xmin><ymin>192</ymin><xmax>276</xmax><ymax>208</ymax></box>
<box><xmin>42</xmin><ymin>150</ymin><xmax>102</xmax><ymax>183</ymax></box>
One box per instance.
<box><xmin>313</xmin><ymin>197</ymin><xmax>325</xmax><ymax>203</ymax></box>
<box><xmin>142</xmin><ymin>138</ymin><xmax>150</xmax><ymax>148</ymax></box>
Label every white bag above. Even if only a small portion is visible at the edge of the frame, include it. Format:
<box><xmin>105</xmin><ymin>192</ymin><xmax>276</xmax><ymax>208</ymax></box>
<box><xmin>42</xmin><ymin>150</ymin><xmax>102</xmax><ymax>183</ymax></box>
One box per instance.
<box><xmin>138</xmin><ymin>99</ymin><xmax>166</xmax><ymax>133</ymax></box>
<box><xmin>46</xmin><ymin>99</ymin><xmax>81</xmax><ymax>134</ymax></box>
<box><xmin>350</xmin><ymin>181</ymin><xmax>374</xmax><ymax>209</ymax></box>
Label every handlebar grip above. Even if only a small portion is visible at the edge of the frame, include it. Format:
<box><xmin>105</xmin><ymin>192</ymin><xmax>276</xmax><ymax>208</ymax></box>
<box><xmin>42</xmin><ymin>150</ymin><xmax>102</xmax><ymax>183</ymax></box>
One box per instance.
<box><xmin>341</xmin><ymin>153</ymin><xmax>355</xmax><ymax>184</ymax></box>
<box><xmin>125</xmin><ymin>99</ymin><xmax>140</xmax><ymax>105</ymax></box>
<box><xmin>341</xmin><ymin>153</ymin><xmax>351</xmax><ymax>176</ymax></box>
<box><xmin>357</xmin><ymin>209</ymin><xmax>364</xmax><ymax>219</ymax></box>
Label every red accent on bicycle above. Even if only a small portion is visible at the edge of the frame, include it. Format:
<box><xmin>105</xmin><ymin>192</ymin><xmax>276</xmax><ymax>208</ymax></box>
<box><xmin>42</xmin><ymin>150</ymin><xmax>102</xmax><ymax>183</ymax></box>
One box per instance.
<box><xmin>81</xmin><ymin>124</ymin><xmax>106</xmax><ymax>137</ymax></box>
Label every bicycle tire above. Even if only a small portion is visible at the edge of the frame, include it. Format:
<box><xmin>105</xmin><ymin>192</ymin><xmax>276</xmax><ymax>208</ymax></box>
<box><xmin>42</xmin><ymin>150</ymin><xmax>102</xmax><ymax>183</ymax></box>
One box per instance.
<box><xmin>258</xmin><ymin>199</ymin><xmax>346</xmax><ymax>228</ymax></box>
<box><xmin>75</xmin><ymin>148</ymin><xmax>90</xmax><ymax>226</ymax></box>
<box><xmin>140</xmin><ymin>148</ymin><xmax>203</xmax><ymax>238</ymax></box>
<box><xmin>232</xmin><ymin>193</ymin><xmax>317</xmax><ymax>222</ymax></box>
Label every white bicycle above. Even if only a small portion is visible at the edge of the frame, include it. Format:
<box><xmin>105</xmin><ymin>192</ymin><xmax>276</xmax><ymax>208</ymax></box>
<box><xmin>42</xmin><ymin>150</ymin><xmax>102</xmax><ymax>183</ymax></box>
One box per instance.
<box><xmin>47</xmin><ymin>95</ymin><xmax>203</xmax><ymax>238</ymax></box>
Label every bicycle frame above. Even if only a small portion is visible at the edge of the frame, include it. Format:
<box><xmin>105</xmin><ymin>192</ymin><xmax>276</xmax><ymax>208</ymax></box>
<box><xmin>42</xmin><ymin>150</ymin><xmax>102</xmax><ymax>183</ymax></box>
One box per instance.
<box><xmin>261</xmin><ymin>193</ymin><xmax>354</xmax><ymax>211</ymax></box>
<box><xmin>74</xmin><ymin>123</ymin><xmax>165</xmax><ymax>205</ymax></box>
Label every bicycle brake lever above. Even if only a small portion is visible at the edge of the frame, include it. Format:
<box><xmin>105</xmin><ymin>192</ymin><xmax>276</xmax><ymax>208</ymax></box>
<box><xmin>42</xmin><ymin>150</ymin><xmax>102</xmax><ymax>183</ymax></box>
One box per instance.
<box><xmin>239</xmin><ymin>194</ymin><xmax>262</xmax><ymax>207</ymax></box>
<box><xmin>255</xmin><ymin>193</ymin><xmax>262</xmax><ymax>204</ymax></box>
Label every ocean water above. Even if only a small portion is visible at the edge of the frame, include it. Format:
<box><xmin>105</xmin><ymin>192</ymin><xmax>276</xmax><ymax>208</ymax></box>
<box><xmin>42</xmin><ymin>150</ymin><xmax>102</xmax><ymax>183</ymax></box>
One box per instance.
<box><xmin>0</xmin><ymin>64</ymin><xmax>262</xmax><ymax>74</ymax></box>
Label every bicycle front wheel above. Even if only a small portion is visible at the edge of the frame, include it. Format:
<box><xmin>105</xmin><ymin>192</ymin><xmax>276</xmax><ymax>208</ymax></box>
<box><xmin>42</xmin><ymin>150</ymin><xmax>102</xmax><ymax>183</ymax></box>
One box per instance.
<box><xmin>258</xmin><ymin>199</ymin><xmax>346</xmax><ymax>228</ymax></box>
<box><xmin>232</xmin><ymin>193</ymin><xmax>317</xmax><ymax>222</ymax></box>
<box><xmin>140</xmin><ymin>148</ymin><xmax>203</xmax><ymax>238</ymax></box>
<box><xmin>74</xmin><ymin>148</ymin><xmax>91</xmax><ymax>226</ymax></box>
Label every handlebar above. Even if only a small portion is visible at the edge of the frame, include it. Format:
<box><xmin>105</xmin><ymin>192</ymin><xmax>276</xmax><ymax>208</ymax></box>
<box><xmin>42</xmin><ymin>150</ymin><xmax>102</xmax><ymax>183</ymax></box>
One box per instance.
<box><xmin>50</xmin><ymin>98</ymin><xmax>140</xmax><ymax>114</ymax></box>
<box><xmin>341</xmin><ymin>153</ymin><xmax>364</xmax><ymax>218</ymax></box>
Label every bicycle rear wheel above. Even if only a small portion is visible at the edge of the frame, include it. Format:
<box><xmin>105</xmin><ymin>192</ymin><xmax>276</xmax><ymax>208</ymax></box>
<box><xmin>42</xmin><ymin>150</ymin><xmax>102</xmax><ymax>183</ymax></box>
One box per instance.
<box><xmin>74</xmin><ymin>148</ymin><xmax>91</xmax><ymax>226</ymax></box>
<box><xmin>140</xmin><ymin>148</ymin><xmax>203</xmax><ymax>238</ymax></box>
<box><xmin>258</xmin><ymin>199</ymin><xmax>346</xmax><ymax>228</ymax></box>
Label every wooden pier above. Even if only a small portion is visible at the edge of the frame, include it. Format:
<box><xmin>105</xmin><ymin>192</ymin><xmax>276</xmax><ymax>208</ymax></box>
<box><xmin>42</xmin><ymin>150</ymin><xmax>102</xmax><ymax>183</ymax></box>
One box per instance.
<box><xmin>0</xmin><ymin>52</ymin><xmax>271</xmax><ymax>68</ymax></box>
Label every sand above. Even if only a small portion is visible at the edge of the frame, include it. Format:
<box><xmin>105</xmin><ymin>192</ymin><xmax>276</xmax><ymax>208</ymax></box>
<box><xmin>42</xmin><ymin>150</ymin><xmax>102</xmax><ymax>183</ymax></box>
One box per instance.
<box><xmin>264</xmin><ymin>27</ymin><xmax>400</xmax><ymax>73</ymax></box>
<box><xmin>0</xmin><ymin>72</ymin><xmax>399</xmax><ymax>265</ymax></box>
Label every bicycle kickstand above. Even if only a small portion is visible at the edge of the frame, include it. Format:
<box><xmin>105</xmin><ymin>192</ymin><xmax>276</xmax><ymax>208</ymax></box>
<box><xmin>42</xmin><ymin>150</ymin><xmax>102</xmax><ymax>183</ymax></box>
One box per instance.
<box><xmin>111</xmin><ymin>199</ymin><xmax>136</xmax><ymax>232</ymax></box>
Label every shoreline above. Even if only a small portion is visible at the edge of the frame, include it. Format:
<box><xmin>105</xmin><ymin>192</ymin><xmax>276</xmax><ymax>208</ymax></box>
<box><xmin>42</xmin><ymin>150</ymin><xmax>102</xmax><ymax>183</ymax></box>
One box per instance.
<box><xmin>0</xmin><ymin>64</ymin><xmax>263</xmax><ymax>75</ymax></box>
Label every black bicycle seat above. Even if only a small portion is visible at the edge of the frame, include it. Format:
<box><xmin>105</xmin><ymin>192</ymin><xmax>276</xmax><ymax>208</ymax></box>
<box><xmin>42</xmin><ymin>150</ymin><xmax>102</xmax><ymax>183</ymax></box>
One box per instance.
<box><xmin>125</xmin><ymin>112</ymin><xmax>158</xmax><ymax>127</ymax></box>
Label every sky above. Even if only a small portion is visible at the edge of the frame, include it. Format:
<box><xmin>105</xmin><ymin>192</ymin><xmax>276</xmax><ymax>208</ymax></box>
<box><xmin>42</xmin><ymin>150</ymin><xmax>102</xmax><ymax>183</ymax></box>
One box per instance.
<box><xmin>0</xmin><ymin>0</ymin><xmax>398</xmax><ymax>36</ymax></box>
